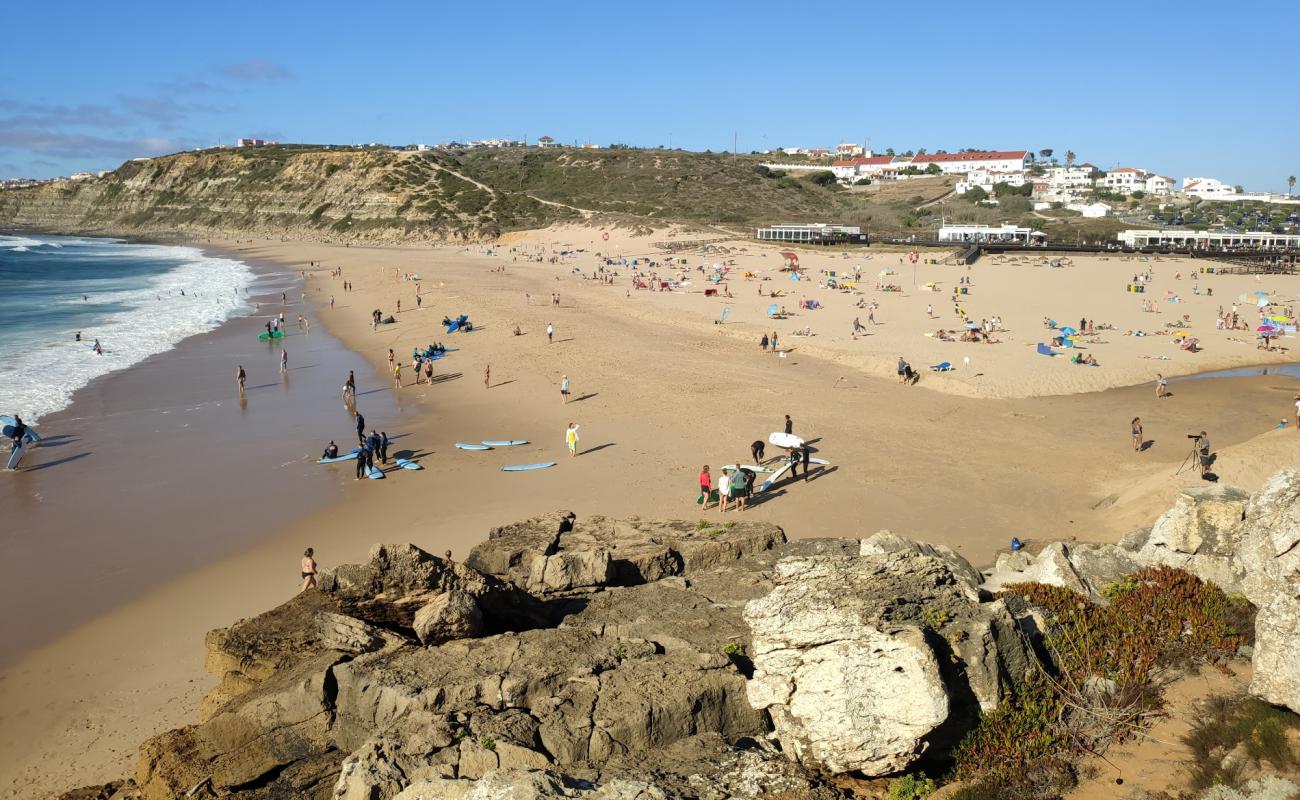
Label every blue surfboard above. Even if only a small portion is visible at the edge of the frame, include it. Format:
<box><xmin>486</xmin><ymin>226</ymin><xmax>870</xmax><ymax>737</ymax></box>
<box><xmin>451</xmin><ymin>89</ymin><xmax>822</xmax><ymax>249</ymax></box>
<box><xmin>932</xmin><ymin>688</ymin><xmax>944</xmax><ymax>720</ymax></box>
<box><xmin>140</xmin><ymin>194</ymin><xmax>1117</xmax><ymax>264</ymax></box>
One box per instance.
<box><xmin>395</xmin><ymin>458</ymin><xmax>423</xmax><ymax>470</ymax></box>
<box><xmin>455</xmin><ymin>443</ymin><xmax>492</xmax><ymax>450</ymax></box>
<box><xmin>317</xmin><ymin>448</ymin><xmax>361</xmax><ymax>464</ymax></box>
<box><xmin>502</xmin><ymin>462</ymin><xmax>556</xmax><ymax>472</ymax></box>
<box><xmin>367</xmin><ymin>466</ymin><xmax>385</xmax><ymax>479</ymax></box>
<box><xmin>482</xmin><ymin>439</ymin><xmax>528</xmax><ymax>447</ymax></box>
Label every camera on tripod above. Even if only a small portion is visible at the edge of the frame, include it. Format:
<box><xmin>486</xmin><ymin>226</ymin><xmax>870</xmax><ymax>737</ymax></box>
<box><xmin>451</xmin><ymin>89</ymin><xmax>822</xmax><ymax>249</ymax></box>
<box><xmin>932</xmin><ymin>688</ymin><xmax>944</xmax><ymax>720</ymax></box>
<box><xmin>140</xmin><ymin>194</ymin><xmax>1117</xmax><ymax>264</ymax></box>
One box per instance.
<box><xmin>1187</xmin><ymin>433</ymin><xmax>1202</xmax><ymax>440</ymax></box>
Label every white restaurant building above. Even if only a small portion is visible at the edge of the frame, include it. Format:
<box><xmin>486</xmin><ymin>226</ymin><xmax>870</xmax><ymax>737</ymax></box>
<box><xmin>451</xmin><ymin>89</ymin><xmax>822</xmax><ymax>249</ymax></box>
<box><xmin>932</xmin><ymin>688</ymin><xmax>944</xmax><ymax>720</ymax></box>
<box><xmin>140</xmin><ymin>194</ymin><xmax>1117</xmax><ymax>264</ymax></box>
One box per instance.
<box><xmin>909</xmin><ymin>150</ymin><xmax>1031</xmax><ymax>175</ymax></box>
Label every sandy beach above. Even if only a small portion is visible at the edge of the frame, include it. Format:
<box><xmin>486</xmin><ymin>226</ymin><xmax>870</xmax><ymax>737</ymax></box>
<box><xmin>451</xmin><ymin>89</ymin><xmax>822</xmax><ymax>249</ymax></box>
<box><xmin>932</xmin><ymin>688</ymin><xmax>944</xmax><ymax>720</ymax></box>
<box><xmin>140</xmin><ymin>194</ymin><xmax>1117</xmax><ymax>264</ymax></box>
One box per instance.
<box><xmin>4</xmin><ymin>227</ymin><xmax>1300</xmax><ymax>798</ymax></box>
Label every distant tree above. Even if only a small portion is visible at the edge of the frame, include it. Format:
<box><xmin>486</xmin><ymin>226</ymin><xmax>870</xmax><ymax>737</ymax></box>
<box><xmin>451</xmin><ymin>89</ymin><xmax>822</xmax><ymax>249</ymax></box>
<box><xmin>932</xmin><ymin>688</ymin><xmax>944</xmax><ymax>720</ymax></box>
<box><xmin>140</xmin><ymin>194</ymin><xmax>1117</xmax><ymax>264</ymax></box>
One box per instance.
<box><xmin>1028</xmin><ymin>164</ymin><xmax>1046</xmax><ymax>177</ymax></box>
<box><xmin>808</xmin><ymin>170</ymin><xmax>837</xmax><ymax>186</ymax></box>
<box><xmin>915</xmin><ymin>148</ymin><xmax>927</xmax><ymax>156</ymax></box>
<box><xmin>885</xmin><ymin>147</ymin><xmax>895</xmax><ymax>156</ymax></box>
<box><xmin>1065</xmin><ymin>150</ymin><xmax>1076</xmax><ymax>167</ymax></box>
<box><xmin>1289</xmin><ymin>175</ymin><xmax>1296</xmax><ymax>195</ymax></box>
<box><xmin>1039</xmin><ymin>148</ymin><xmax>1053</xmax><ymax>159</ymax></box>
<box><xmin>1131</xmin><ymin>190</ymin><xmax>1146</xmax><ymax>199</ymax></box>
<box><xmin>1234</xmin><ymin>185</ymin><xmax>1244</xmax><ymax>193</ymax></box>
<box><xmin>902</xmin><ymin>149</ymin><xmax>914</xmax><ymax>157</ymax></box>
<box><xmin>936</xmin><ymin>149</ymin><xmax>948</xmax><ymax>155</ymax></box>
<box><xmin>926</xmin><ymin>163</ymin><xmax>941</xmax><ymax>175</ymax></box>
<box><xmin>752</xmin><ymin>164</ymin><xmax>772</xmax><ymax>179</ymax></box>
<box><xmin>965</xmin><ymin>186</ymin><xmax>989</xmax><ymax>202</ymax></box>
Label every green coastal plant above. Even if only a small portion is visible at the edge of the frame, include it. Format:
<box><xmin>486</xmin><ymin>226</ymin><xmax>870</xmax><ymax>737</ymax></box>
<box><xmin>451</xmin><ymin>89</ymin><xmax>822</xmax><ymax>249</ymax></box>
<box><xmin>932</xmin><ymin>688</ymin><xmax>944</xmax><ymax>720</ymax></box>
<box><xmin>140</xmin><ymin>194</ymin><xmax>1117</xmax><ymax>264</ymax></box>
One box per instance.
<box><xmin>887</xmin><ymin>773</ymin><xmax>937</xmax><ymax>800</ymax></box>
<box><xmin>949</xmin><ymin>567</ymin><xmax>1250</xmax><ymax>797</ymax></box>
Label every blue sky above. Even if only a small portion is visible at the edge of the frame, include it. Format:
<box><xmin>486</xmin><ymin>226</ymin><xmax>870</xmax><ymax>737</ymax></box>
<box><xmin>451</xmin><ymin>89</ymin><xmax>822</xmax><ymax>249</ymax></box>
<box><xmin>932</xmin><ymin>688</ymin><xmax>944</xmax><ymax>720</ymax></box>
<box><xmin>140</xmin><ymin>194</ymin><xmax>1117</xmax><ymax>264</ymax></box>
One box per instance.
<box><xmin>2</xmin><ymin>0</ymin><xmax>1296</xmax><ymax>191</ymax></box>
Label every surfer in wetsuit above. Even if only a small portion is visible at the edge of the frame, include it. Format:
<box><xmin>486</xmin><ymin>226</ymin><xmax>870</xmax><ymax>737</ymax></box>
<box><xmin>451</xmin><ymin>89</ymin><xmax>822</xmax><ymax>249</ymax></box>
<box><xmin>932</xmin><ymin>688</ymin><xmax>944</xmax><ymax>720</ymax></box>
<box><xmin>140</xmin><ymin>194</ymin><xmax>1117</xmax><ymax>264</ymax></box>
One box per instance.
<box><xmin>236</xmin><ymin>365</ymin><xmax>246</xmax><ymax>395</ymax></box>
<box><xmin>343</xmin><ymin>370</ymin><xmax>356</xmax><ymax>402</ymax></box>
<box><xmin>323</xmin><ymin>441</ymin><xmax>339</xmax><ymax>459</ymax></box>
<box><xmin>75</xmin><ymin>332</ymin><xmax>81</xmax><ymax>342</ymax></box>
<box><xmin>355</xmin><ymin>412</ymin><xmax>365</xmax><ymax>442</ymax></box>
<box><xmin>379</xmin><ymin>432</ymin><xmax>389</xmax><ymax>464</ymax></box>
<box><xmin>8</xmin><ymin>416</ymin><xmax>26</xmax><ymax>450</ymax></box>
<box><xmin>93</xmin><ymin>339</ymin><xmax>103</xmax><ymax>355</ymax></box>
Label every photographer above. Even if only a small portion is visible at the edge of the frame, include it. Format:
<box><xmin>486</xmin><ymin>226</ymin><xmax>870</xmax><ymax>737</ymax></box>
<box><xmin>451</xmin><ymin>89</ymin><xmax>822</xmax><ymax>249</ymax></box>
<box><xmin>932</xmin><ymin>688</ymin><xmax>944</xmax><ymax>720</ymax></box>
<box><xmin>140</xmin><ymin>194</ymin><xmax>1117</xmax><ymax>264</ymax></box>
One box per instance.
<box><xmin>1194</xmin><ymin>431</ymin><xmax>1212</xmax><ymax>477</ymax></box>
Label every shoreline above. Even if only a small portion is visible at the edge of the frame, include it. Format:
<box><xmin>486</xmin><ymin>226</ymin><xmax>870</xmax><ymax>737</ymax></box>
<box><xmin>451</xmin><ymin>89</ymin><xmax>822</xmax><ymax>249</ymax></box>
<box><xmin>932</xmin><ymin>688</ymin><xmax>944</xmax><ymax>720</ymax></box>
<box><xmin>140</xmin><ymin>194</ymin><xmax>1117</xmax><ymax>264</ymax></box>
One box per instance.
<box><xmin>4</xmin><ymin>230</ymin><xmax>1300</xmax><ymax>799</ymax></box>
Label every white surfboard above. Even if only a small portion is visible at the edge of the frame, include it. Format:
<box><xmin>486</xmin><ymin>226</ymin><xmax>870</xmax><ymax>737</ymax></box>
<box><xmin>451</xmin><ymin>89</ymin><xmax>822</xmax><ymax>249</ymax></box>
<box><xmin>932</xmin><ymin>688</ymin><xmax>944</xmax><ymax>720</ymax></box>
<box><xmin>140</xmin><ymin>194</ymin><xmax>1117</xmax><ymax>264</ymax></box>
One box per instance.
<box><xmin>768</xmin><ymin>431</ymin><xmax>804</xmax><ymax>449</ymax></box>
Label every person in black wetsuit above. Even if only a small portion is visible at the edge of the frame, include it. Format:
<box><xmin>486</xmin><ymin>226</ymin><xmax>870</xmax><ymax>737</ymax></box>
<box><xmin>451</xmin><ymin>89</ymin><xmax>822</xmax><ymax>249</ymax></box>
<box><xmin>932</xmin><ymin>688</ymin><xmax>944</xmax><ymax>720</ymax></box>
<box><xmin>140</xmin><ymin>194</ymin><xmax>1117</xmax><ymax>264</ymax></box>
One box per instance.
<box><xmin>323</xmin><ymin>440</ymin><xmax>339</xmax><ymax>459</ymax></box>
<box><xmin>784</xmin><ymin>415</ymin><xmax>793</xmax><ymax>435</ymax></box>
<box><xmin>355</xmin><ymin>412</ymin><xmax>365</xmax><ymax>441</ymax></box>
<box><xmin>751</xmin><ymin>439</ymin><xmax>765</xmax><ymax>464</ymax></box>
<box><xmin>355</xmin><ymin>440</ymin><xmax>369</xmax><ymax>480</ymax></box>
<box><xmin>379</xmin><ymin>432</ymin><xmax>390</xmax><ymax>464</ymax></box>
<box><xmin>787</xmin><ymin>447</ymin><xmax>800</xmax><ymax>480</ymax></box>
<box><xmin>9</xmin><ymin>416</ymin><xmax>26</xmax><ymax>451</ymax></box>
<box><xmin>801</xmin><ymin>444</ymin><xmax>811</xmax><ymax>482</ymax></box>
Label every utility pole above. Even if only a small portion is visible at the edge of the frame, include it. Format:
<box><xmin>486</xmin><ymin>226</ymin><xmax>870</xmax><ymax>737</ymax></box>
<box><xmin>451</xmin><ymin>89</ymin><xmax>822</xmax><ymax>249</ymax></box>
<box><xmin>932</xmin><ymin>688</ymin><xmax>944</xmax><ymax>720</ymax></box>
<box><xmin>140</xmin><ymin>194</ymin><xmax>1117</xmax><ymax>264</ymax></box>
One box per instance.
<box><xmin>733</xmin><ymin>131</ymin><xmax>737</xmax><ymax>159</ymax></box>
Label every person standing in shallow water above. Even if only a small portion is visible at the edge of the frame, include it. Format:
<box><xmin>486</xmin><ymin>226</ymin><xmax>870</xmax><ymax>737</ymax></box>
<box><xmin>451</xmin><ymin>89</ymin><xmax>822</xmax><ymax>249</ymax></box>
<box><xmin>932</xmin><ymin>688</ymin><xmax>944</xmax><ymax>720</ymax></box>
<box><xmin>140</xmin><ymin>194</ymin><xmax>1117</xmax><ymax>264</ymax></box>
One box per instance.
<box><xmin>300</xmin><ymin>548</ymin><xmax>318</xmax><ymax>592</ymax></box>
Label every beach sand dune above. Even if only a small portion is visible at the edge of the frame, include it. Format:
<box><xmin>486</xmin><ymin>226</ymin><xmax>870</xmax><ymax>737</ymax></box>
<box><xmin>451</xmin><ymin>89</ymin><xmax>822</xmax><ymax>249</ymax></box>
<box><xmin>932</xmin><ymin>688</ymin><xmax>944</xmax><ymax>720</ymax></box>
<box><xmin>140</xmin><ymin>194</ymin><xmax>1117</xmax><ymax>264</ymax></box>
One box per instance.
<box><xmin>3</xmin><ymin>227</ymin><xmax>1299</xmax><ymax>798</ymax></box>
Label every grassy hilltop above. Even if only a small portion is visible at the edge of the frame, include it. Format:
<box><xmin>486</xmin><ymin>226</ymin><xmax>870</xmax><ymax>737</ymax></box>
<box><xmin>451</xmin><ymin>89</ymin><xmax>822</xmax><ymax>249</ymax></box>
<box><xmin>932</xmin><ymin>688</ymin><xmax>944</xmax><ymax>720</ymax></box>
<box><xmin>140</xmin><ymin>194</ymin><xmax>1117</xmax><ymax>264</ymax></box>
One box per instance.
<box><xmin>0</xmin><ymin>144</ymin><xmax>1126</xmax><ymax>242</ymax></box>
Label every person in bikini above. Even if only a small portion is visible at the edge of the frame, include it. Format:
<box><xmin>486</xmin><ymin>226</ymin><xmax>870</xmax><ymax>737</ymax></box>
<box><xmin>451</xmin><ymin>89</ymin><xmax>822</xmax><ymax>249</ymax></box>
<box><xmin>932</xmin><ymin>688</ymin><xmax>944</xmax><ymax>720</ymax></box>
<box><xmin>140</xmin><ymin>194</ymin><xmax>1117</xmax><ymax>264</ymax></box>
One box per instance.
<box><xmin>300</xmin><ymin>548</ymin><xmax>318</xmax><ymax>592</ymax></box>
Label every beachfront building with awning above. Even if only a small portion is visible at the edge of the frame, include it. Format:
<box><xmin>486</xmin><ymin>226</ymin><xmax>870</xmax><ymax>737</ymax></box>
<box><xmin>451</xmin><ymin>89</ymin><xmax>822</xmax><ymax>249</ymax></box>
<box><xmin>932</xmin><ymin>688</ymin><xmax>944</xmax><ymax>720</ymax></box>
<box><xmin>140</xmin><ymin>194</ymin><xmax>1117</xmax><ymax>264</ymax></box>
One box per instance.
<box><xmin>1118</xmin><ymin>230</ymin><xmax>1300</xmax><ymax>249</ymax></box>
<box><xmin>756</xmin><ymin>224</ymin><xmax>868</xmax><ymax>244</ymax></box>
<box><xmin>937</xmin><ymin>224</ymin><xmax>1046</xmax><ymax>244</ymax></box>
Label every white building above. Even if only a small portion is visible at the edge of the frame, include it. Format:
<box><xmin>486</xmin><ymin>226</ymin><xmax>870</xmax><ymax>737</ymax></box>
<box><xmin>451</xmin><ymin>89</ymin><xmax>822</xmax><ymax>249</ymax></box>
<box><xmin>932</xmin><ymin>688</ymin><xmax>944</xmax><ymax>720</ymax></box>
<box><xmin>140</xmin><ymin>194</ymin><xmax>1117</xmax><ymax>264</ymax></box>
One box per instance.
<box><xmin>910</xmin><ymin>150</ymin><xmax>1030</xmax><ymax>176</ymax></box>
<box><xmin>237</xmin><ymin>138</ymin><xmax>267</xmax><ymax>147</ymax></box>
<box><xmin>756</xmin><ymin>223</ymin><xmax>867</xmax><ymax>243</ymax></box>
<box><xmin>1103</xmin><ymin>167</ymin><xmax>1149</xmax><ymax>193</ymax></box>
<box><xmin>830</xmin><ymin>156</ymin><xmax>899</xmax><ymax>182</ymax></box>
<box><xmin>954</xmin><ymin>169</ymin><xmax>1027</xmax><ymax>194</ymax></box>
<box><xmin>536</xmin><ymin>135</ymin><xmax>561</xmax><ymax>149</ymax></box>
<box><xmin>69</xmin><ymin>172</ymin><xmax>93</xmax><ymax>181</ymax></box>
<box><xmin>836</xmin><ymin>143</ymin><xmax>867</xmax><ymax>158</ymax></box>
<box><xmin>1118</xmin><ymin>229</ymin><xmax>1300</xmax><ymax>249</ymax></box>
<box><xmin>1144</xmin><ymin>174</ymin><xmax>1176</xmax><ymax>195</ymax></box>
<box><xmin>1044</xmin><ymin>163</ymin><xmax>1099</xmax><ymax>191</ymax></box>
<box><xmin>937</xmin><ymin>224</ymin><xmax>1046</xmax><ymax>244</ymax></box>
<box><xmin>1065</xmin><ymin>202</ymin><xmax>1113</xmax><ymax>218</ymax></box>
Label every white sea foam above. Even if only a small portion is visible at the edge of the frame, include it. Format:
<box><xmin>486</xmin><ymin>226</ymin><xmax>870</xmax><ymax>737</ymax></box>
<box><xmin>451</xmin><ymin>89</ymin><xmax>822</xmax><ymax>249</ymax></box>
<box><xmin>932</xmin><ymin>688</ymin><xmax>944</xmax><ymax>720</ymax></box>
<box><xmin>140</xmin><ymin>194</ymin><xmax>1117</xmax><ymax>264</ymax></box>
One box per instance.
<box><xmin>0</xmin><ymin>242</ymin><xmax>255</xmax><ymax>424</ymax></box>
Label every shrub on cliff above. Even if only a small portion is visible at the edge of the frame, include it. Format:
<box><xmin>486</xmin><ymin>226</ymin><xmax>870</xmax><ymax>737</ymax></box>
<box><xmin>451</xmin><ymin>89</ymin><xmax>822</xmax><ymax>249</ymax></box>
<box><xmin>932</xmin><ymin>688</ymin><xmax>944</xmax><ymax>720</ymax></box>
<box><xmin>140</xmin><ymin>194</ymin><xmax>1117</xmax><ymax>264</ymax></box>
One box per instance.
<box><xmin>949</xmin><ymin>566</ymin><xmax>1251</xmax><ymax>798</ymax></box>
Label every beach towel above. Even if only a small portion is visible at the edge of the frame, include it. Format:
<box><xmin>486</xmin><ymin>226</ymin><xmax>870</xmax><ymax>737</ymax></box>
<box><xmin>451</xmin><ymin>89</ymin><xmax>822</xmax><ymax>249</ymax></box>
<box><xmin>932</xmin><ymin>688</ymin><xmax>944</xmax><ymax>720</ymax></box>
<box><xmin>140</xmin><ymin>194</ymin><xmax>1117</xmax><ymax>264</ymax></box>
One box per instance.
<box><xmin>1036</xmin><ymin>343</ymin><xmax>1054</xmax><ymax>357</ymax></box>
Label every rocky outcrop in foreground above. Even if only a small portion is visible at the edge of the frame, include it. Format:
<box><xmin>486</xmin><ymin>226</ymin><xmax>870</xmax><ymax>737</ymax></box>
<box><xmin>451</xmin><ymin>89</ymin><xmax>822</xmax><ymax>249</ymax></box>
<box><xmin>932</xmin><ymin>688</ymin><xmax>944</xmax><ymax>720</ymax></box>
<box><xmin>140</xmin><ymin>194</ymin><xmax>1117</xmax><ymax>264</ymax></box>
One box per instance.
<box><xmin>61</xmin><ymin>469</ymin><xmax>1300</xmax><ymax>799</ymax></box>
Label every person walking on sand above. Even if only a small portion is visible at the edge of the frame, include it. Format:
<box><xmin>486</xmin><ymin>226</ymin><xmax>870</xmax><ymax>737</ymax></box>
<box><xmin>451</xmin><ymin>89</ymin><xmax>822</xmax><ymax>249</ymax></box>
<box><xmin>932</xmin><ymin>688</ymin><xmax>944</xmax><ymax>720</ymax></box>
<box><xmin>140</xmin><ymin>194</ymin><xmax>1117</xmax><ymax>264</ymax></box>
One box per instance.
<box><xmin>280</xmin><ymin>349</ymin><xmax>288</xmax><ymax>375</ymax></box>
<box><xmin>717</xmin><ymin>469</ymin><xmax>731</xmax><ymax>514</ymax></box>
<box><xmin>801</xmin><ymin>443</ymin><xmax>811</xmax><ymax>482</ymax></box>
<box><xmin>1156</xmin><ymin>373</ymin><xmax>1168</xmax><ymax>399</ymax></box>
<box><xmin>300</xmin><ymin>548</ymin><xmax>318</xmax><ymax>592</ymax></box>
<box><xmin>355</xmin><ymin>411</ymin><xmax>365</xmax><ymax>442</ymax></box>
<box><xmin>565</xmin><ymin>422</ymin><xmax>580</xmax><ymax>457</ymax></box>
<box><xmin>393</xmin><ymin>360</ymin><xmax>401</xmax><ymax>388</ymax></box>
<box><xmin>330</xmin><ymin>295</ymin><xmax>335</xmax><ymax>310</ymax></box>
<box><xmin>1132</xmin><ymin>417</ymin><xmax>1143</xmax><ymax>452</ymax></box>
<box><xmin>699</xmin><ymin>465</ymin><xmax>712</xmax><ymax>508</ymax></box>
<box><xmin>547</xmin><ymin>322</ymin><xmax>554</xmax><ymax>344</ymax></box>
<box><xmin>388</xmin><ymin>349</ymin><xmax>395</xmax><ymax>372</ymax></box>
<box><xmin>560</xmin><ymin>375</ymin><xmax>570</xmax><ymax>403</ymax></box>
<box><xmin>784</xmin><ymin>414</ymin><xmax>793</xmax><ymax>435</ymax></box>
<box><xmin>237</xmin><ymin>365</ymin><xmax>247</xmax><ymax>395</ymax></box>
<box><xmin>344</xmin><ymin>370</ymin><xmax>356</xmax><ymax>402</ymax></box>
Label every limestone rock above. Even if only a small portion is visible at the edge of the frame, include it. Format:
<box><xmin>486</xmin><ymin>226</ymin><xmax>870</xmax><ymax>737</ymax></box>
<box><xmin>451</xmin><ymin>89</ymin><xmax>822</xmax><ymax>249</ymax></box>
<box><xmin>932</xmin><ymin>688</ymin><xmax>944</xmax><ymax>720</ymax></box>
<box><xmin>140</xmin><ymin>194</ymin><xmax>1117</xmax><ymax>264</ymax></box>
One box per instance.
<box><xmin>528</xmin><ymin>549</ymin><xmax>614</xmax><ymax>594</ymax></box>
<box><xmin>1234</xmin><ymin>470</ymin><xmax>1300</xmax><ymax>712</ymax></box>
<box><xmin>1136</xmin><ymin>484</ymin><xmax>1249</xmax><ymax>591</ymax></box>
<box><xmin>859</xmin><ymin>530</ymin><xmax>984</xmax><ymax>594</ymax></box>
<box><xmin>393</xmin><ymin>769</ymin><xmax>665</xmax><ymax>799</ymax></box>
<box><xmin>983</xmin><ymin>542</ymin><xmax>1093</xmax><ymax>597</ymax></box>
<box><xmin>744</xmin><ymin>552</ymin><xmax>1032</xmax><ymax>775</ymax></box>
<box><xmin>468</xmin><ymin>515</ymin><xmax>783</xmax><ymax>591</ymax></box>
<box><xmin>413</xmin><ymin>591</ymin><xmax>484</xmax><ymax>645</ymax></box>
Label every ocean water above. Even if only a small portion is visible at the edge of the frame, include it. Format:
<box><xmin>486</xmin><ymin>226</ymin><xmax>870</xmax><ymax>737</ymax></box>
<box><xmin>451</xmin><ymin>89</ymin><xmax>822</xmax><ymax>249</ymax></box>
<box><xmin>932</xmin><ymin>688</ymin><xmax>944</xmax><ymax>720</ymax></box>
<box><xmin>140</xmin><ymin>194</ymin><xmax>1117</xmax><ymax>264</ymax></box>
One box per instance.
<box><xmin>0</xmin><ymin>234</ymin><xmax>254</xmax><ymax>423</ymax></box>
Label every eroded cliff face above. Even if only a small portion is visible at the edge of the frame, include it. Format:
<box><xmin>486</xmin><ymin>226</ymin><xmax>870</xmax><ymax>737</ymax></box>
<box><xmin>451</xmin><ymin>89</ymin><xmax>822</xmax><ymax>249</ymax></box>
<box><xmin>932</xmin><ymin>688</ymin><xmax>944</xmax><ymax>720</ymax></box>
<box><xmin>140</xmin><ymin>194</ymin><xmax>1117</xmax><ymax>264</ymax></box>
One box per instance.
<box><xmin>0</xmin><ymin>147</ymin><xmax>574</xmax><ymax>242</ymax></box>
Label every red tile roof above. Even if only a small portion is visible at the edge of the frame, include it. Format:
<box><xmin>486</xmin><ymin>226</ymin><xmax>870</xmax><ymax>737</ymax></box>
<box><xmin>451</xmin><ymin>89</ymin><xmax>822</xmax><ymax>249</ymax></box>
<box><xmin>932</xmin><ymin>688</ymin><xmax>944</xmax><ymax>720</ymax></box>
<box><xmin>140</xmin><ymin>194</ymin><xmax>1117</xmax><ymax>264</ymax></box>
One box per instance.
<box><xmin>910</xmin><ymin>150</ymin><xmax>1028</xmax><ymax>164</ymax></box>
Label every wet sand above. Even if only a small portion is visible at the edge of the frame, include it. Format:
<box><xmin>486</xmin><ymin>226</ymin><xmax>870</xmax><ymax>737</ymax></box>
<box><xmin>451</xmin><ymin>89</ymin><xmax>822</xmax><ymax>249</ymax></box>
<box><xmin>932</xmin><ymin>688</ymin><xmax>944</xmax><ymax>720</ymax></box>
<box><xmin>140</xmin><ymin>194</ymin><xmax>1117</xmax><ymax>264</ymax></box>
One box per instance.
<box><xmin>0</xmin><ymin>256</ymin><xmax>405</xmax><ymax>661</ymax></box>
<box><xmin>4</xmin><ymin>233</ymin><xmax>1300</xmax><ymax>798</ymax></box>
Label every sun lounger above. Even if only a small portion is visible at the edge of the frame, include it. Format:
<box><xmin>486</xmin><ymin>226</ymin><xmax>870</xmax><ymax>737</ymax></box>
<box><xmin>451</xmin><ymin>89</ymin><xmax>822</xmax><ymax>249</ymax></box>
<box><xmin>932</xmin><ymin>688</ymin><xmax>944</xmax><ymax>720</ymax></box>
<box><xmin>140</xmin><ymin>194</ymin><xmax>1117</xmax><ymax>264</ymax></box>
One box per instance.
<box><xmin>1036</xmin><ymin>343</ymin><xmax>1055</xmax><ymax>357</ymax></box>
<box><xmin>930</xmin><ymin>362</ymin><xmax>952</xmax><ymax>372</ymax></box>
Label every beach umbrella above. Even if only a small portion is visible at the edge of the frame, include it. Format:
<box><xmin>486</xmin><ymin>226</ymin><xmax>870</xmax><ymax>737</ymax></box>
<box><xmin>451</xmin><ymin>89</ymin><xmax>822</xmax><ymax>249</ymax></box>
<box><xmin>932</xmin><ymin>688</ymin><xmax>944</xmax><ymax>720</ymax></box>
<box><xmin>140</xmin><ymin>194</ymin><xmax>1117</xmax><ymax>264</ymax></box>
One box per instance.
<box><xmin>965</xmin><ymin>322</ymin><xmax>980</xmax><ymax>329</ymax></box>
<box><xmin>1255</xmin><ymin>290</ymin><xmax>1269</xmax><ymax>297</ymax></box>
<box><xmin>1174</xmin><ymin>331</ymin><xmax>1190</xmax><ymax>337</ymax></box>
<box><xmin>1270</xmin><ymin>315</ymin><xmax>1292</xmax><ymax>323</ymax></box>
<box><xmin>1257</xmin><ymin>325</ymin><xmax>1278</xmax><ymax>332</ymax></box>
<box><xmin>1258</xmin><ymin>298</ymin><xmax>1269</xmax><ymax>307</ymax></box>
<box><xmin>1059</xmin><ymin>326</ymin><xmax>1077</xmax><ymax>335</ymax></box>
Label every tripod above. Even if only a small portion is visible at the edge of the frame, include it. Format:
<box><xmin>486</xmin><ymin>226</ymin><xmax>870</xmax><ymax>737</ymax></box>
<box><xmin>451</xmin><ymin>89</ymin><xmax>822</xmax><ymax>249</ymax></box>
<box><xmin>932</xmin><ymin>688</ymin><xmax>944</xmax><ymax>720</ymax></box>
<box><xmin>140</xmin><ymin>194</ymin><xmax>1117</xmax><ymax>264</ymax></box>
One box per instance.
<box><xmin>1175</xmin><ymin>440</ymin><xmax>1203</xmax><ymax>477</ymax></box>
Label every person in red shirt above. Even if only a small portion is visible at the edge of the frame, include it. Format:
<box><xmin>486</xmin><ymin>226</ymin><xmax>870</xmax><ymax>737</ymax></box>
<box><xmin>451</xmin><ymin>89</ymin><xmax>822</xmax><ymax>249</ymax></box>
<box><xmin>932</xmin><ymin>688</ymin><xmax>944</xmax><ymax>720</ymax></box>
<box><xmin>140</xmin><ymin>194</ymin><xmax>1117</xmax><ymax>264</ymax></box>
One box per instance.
<box><xmin>698</xmin><ymin>465</ymin><xmax>712</xmax><ymax>508</ymax></box>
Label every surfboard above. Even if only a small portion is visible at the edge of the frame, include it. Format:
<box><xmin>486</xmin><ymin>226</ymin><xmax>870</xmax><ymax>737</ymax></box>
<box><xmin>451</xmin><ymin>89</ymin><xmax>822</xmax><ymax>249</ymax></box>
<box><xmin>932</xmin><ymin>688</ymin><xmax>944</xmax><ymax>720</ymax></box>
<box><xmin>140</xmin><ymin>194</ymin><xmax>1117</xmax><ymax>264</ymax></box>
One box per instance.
<box><xmin>2</xmin><ymin>416</ymin><xmax>40</xmax><ymax>470</ymax></box>
<box><xmin>481</xmin><ymin>440</ymin><xmax>528</xmax><ymax>447</ymax></box>
<box><xmin>367</xmin><ymin>466</ymin><xmax>385</xmax><ymax>479</ymax></box>
<box><xmin>395</xmin><ymin>458</ymin><xmax>423</xmax><ymax>470</ymax></box>
<box><xmin>721</xmin><ymin>463</ymin><xmax>776</xmax><ymax>474</ymax></box>
<box><xmin>258</xmin><ymin>330</ymin><xmax>285</xmax><ymax>340</ymax></box>
<box><xmin>317</xmin><ymin>448</ymin><xmax>360</xmax><ymax>464</ymax></box>
<box><xmin>760</xmin><ymin>461</ymin><xmax>795</xmax><ymax>491</ymax></box>
<box><xmin>455</xmin><ymin>443</ymin><xmax>492</xmax><ymax>451</ymax></box>
<box><xmin>502</xmin><ymin>462</ymin><xmax>556</xmax><ymax>472</ymax></box>
<box><xmin>768</xmin><ymin>431</ymin><xmax>804</xmax><ymax>449</ymax></box>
